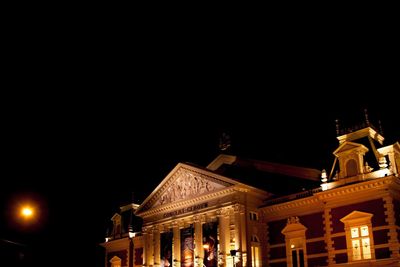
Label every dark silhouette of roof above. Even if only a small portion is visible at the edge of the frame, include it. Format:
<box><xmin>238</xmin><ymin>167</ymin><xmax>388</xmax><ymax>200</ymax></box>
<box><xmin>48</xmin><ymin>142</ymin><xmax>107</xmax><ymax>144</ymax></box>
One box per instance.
<box><xmin>213</xmin><ymin>157</ymin><xmax>321</xmax><ymax>196</ymax></box>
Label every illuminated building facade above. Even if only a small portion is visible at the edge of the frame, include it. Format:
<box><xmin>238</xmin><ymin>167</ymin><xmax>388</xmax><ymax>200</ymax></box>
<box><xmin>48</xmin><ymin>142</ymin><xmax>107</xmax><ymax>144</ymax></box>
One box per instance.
<box><xmin>101</xmin><ymin>123</ymin><xmax>399</xmax><ymax>267</ymax></box>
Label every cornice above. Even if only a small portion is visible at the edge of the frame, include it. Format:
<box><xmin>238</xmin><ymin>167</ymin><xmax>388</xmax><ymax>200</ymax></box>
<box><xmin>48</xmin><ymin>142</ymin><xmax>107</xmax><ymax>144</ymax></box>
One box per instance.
<box><xmin>263</xmin><ymin>195</ymin><xmax>321</xmax><ymax>218</ymax></box>
<box><xmin>262</xmin><ymin>176</ymin><xmax>398</xmax><ymax>220</ymax></box>
<box><xmin>139</xmin><ymin>187</ymin><xmax>237</xmax><ymax>218</ymax></box>
<box><xmin>100</xmin><ymin>237</ymin><xmax>129</xmax><ymax>251</ymax></box>
<box><xmin>316</xmin><ymin>176</ymin><xmax>394</xmax><ymax>201</ymax></box>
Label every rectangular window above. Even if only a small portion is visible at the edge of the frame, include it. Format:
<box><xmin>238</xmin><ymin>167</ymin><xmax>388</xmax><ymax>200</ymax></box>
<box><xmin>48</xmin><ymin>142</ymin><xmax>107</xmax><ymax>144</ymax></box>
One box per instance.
<box><xmin>251</xmin><ymin>246</ymin><xmax>260</xmax><ymax>267</ymax></box>
<box><xmin>351</xmin><ymin>227</ymin><xmax>359</xmax><ymax>238</ymax></box>
<box><xmin>291</xmin><ymin>249</ymin><xmax>305</xmax><ymax>267</ymax></box>
<box><xmin>362</xmin><ymin>238</ymin><xmax>371</xmax><ymax>259</ymax></box>
<box><xmin>350</xmin><ymin>225</ymin><xmax>371</xmax><ymax>260</ymax></box>
<box><xmin>249</xmin><ymin>212</ymin><xmax>258</xmax><ymax>221</ymax></box>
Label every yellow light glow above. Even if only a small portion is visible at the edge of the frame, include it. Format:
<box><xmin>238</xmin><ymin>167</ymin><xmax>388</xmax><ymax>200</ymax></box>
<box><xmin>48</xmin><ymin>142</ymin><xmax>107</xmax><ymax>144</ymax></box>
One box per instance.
<box><xmin>21</xmin><ymin>206</ymin><xmax>34</xmax><ymax>218</ymax></box>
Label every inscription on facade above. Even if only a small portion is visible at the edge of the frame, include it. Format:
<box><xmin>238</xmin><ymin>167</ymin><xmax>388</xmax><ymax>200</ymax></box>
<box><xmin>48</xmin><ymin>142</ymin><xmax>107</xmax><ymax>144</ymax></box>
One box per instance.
<box><xmin>163</xmin><ymin>203</ymin><xmax>208</xmax><ymax>218</ymax></box>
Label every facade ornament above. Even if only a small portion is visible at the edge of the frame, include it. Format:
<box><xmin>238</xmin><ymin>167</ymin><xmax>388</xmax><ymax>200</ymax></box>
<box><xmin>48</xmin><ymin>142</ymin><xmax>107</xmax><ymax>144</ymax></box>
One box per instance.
<box><xmin>157</xmin><ymin>173</ymin><xmax>220</xmax><ymax>205</ymax></box>
<box><xmin>379</xmin><ymin>156</ymin><xmax>388</xmax><ymax>169</ymax></box>
<box><xmin>287</xmin><ymin>216</ymin><xmax>300</xmax><ymax>225</ymax></box>
<box><xmin>364</xmin><ymin>162</ymin><xmax>373</xmax><ymax>173</ymax></box>
<box><xmin>216</xmin><ymin>208</ymin><xmax>223</xmax><ymax>217</ymax></box>
<box><xmin>234</xmin><ymin>204</ymin><xmax>240</xmax><ymax>213</ymax></box>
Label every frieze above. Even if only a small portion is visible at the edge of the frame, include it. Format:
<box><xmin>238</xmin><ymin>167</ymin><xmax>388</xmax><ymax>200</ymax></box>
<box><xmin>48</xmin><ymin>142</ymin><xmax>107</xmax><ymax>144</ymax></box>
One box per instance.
<box><xmin>157</xmin><ymin>172</ymin><xmax>224</xmax><ymax>206</ymax></box>
<box><xmin>142</xmin><ymin>165</ymin><xmax>233</xmax><ymax>211</ymax></box>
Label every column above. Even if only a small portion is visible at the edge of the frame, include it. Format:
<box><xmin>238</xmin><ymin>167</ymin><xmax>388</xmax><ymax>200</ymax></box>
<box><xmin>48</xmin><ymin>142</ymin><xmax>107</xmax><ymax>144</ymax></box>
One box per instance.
<box><xmin>173</xmin><ymin>222</ymin><xmax>181</xmax><ymax>267</ymax></box>
<box><xmin>234</xmin><ymin>204</ymin><xmax>242</xmax><ymax>266</ymax></box>
<box><xmin>142</xmin><ymin>228</ymin><xmax>150</xmax><ymax>267</ymax></box>
<box><xmin>217</xmin><ymin>208</ymin><xmax>230</xmax><ymax>266</ymax></box>
<box><xmin>239</xmin><ymin>206</ymin><xmax>247</xmax><ymax>267</ymax></box>
<box><xmin>153</xmin><ymin>226</ymin><xmax>161</xmax><ymax>267</ymax></box>
<box><xmin>149</xmin><ymin>229</ymin><xmax>154</xmax><ymax>266</ymax></box>
<box><xmin>194</xmin><ymin>215</ymin><xmax>204</xmax><ymax>266</ymax></box>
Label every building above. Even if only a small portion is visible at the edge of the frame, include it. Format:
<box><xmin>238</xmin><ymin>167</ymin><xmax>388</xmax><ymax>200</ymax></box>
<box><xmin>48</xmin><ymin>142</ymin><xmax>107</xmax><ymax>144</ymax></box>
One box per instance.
<box><xmin>101</xmin><ymin>121</ymin><xmax>399</xmax><ymax>267</ymax></box>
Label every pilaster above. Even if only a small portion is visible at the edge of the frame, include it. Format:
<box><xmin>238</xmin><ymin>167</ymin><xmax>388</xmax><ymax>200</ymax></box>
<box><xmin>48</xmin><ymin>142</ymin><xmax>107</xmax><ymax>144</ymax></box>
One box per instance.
<box><xmin>323</xmin><ymin>207</ymin><xmax>334</xmax><ymax>265</ymax></box>
<box><xmin>383</xmin><ymin>195</ymin><xmax>400</xmax><ymax>260</ymax></box>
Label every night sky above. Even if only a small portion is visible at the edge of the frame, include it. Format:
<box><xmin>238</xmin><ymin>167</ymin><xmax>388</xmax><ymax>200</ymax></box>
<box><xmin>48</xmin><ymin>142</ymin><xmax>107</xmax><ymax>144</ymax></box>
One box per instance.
<box><xmin>1</xmin><ymin>92</ymin><xmax>398</xmax><ymax>266</ymax></box>
<box><xmin>1</xmin><ymin>13</ymin><xmax>399</xmax><ymax>267</ymax></box>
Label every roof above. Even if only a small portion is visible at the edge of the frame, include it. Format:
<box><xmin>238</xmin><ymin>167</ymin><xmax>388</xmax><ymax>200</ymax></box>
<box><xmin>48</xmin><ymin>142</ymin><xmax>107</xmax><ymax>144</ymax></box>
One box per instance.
<box><xmin>210</xmin><ymin>155</ymin><xmax>321</xmax><ymax>196</ymax></box>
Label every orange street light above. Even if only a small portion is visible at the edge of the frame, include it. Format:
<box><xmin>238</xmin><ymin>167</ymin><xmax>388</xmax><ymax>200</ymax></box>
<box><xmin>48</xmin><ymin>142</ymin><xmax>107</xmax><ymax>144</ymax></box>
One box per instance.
<box><xmin>20</xmin><ymin>206</ymin><xmax>34</xmax><ymax>219</ymax></box>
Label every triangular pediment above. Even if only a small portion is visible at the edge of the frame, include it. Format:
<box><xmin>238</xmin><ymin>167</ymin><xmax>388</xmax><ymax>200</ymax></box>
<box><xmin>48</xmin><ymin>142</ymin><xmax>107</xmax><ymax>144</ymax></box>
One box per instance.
<box><xmin>340</xmin><ymin>210</ymin><xmax>373</xmax><ymax>223</ymax></box>
<box><xmin>333</xmin><ymin>141</ymin><xmax>368</xmax><ymax>156</ymax></box>
<box><xmin>136</xmin><ymin>163</ymin><xmax>238</xmax><ymax>214</ymax></box>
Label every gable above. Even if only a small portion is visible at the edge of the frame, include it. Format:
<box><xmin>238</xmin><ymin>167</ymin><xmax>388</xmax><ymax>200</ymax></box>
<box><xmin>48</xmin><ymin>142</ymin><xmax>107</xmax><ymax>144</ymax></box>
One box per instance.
<box><xmin>136</xmin><ymin>163</ymin><xmax>236</xmax><ymax>214</ymax></box>
<box><xmin>333</xmin><ymin>141</ymin><xmax>368</xmax><ymax>156</ymax></box>
<box><xmin>156</xmin><ymin>171</ymin><xmax>226</xmax><ymax>206</ymax></box>
<box><xmin>340</xmin><ymin>210</ymin><xmax>373</xmax><ymax>223</ymax></box>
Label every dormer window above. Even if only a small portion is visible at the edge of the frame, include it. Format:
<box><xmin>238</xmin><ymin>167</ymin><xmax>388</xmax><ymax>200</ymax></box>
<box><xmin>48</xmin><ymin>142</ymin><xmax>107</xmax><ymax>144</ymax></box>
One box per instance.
<box><xmin>111</xmin><ymin>213</ymin><xmax>122</xmax><ymax>238</ymax></box>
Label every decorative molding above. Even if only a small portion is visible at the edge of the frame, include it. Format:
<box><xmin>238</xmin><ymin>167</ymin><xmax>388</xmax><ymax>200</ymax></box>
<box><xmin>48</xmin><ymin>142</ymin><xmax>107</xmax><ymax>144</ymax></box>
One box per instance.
<box><xmin>141</xmin><ymin>165</ymin><xmax>234</xmax><ymax>211</ymax></box>
<box><xmin>139</xmin><ymin>188</ymin><xmax>236</xmax><ymax>218</ymax></box>
<box><xmin>156</xmin><ymin>171</ymin><xmax>225</xmax><ymax>206</ymax></box>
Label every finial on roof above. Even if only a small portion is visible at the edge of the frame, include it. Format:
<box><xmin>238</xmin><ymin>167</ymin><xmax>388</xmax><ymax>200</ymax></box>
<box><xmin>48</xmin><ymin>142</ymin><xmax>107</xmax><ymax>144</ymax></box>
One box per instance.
<box><xmin>364</xmin><ymin>108</ymin><xmax>370</xmax><ymax>126</ymax></box>
<box><xmin>335</xmin><ymin>119</ymin><xmax>340</xmax><ymax>136</ymax></box>
<box><xmin>378</xmin><ymin>120</ymin><xmax>384</xmax><ymax>135</ymax></box>
<box><xmin>219</xmin><ymin>132</ymin><xmax>231</xmax><ymax>151</ymax></box>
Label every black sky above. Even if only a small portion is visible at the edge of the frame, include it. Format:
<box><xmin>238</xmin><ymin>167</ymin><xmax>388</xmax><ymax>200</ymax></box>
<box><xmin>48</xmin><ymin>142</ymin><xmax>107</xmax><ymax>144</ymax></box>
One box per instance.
<box><xmin>1</xmin><ymin>11</ymin><xmax>399</xmax><ymax>266</ymax></box>
<box><xmin>1</xmin><ymin>91</ymin><xmax>398</xmax><ymax>266</ymax></box>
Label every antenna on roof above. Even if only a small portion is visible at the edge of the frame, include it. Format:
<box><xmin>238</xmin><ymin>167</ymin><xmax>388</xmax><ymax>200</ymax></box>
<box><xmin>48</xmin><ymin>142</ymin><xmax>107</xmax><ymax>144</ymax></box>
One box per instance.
<box><xmin>364</xmin><ymin>108</ymin><xmax>370</xmax><ymax>126</ymax></box>
<box><xmin>335</xmin><ymin>119</ymin><xmax>340</xmax><ymax>136</ymax></box>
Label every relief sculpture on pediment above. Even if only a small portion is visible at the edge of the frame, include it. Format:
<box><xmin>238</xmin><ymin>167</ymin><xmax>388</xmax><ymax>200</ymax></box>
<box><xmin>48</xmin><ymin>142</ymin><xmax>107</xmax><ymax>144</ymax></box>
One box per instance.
<box><xmin>157</xmin><ymin>172</ymin><xmax>222</xmax><ymax>205</ymax></box>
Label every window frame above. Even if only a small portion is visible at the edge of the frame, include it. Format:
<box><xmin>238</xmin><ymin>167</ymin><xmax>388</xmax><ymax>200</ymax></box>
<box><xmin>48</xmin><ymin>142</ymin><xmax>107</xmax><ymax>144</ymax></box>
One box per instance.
<box><xmin>281</xmin><ymin>217</ymin><xmax>308</xmax><ymax>267</ymax></box>
<box><xmin>340</xmin><ymin>211</ymin><xmax>375</xmax><ymax>262</ymax></box>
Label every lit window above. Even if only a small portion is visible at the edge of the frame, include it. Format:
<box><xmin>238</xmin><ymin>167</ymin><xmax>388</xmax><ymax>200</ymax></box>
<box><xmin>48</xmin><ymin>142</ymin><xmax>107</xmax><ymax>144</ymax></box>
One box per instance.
<box><xmin>350</xmin><ymin>226</ymin><xmax>371</xmax><ymax>260</ymax></box>
<box><xmin>340</xmin><ymin>211</ymin><xmax>375</xmax><ymax>262</ymax></box>
<box><xmin>251</xmin><ymin>235</ymin><xmax>261</xmax><ymax>267</ymax></box>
